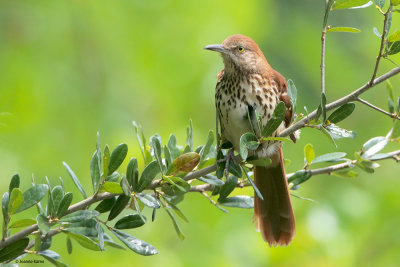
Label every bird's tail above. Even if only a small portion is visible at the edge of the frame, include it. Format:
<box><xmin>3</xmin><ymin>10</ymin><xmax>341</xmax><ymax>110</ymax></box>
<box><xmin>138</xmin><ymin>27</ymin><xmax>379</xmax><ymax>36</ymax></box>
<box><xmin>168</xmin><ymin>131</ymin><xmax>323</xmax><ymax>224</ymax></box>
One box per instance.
<box><xmin>253</xmin><ymin>148</ymin><xmax>295</xmax><ymax>246</ymax></box>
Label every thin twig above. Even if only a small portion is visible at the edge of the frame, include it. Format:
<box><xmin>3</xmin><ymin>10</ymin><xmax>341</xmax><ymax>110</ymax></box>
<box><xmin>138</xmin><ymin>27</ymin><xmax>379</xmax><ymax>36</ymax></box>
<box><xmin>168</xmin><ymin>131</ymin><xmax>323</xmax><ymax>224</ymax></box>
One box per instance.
<box><xmin>370</xmin><ymin>5</ymin><xmax>392</xmax><ymax>84</ymax></box>
<box><xmin>385</xmin><ymin>57</ymin><xmax>400</xmax><ymax>68</ymax></box>
<box><xmin>321</xmin><ymin>29</ymin><xmax>327</xmax><ymax>95</ymax></box>
<box><xmin>357</xmin><ymin>97</ymin><xmax>400</xmax><ymax>120</ymax></box>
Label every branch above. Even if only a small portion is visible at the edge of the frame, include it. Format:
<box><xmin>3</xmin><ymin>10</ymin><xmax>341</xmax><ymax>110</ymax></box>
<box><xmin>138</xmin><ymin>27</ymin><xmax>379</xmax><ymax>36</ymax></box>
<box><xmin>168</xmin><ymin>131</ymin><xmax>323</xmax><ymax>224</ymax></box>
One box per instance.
<box><xmin>189</xmin><ymin>149</ymin><xmax>400</xmax><ymax>192</ymax></box>
<box><xmin>279</xmin><ymin>67</ymin><xmax>400</xmax><ymax>137</ymax></box>
<box><xmin>0</xmin><ymin>192</ymin><xmax>117</xmax><ymax>250</ymax></box>
<box><xmin>370</xmin><ymin>5</ymin><xmax>392</xmax><ymax>84</ymax></box>
<box><xmin>356</xmin><ymin>97</ymin><xmax>400</xmax><ymax>120</ymax></box>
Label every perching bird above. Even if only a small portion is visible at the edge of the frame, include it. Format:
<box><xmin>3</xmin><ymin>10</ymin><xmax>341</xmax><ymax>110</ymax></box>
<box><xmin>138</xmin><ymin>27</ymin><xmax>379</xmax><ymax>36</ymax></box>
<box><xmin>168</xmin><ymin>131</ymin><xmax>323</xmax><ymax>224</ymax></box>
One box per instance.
<box><xmin>205</xmin><ymin>34</ymin><xmax>296</xmax><ymax>246</ymax></box>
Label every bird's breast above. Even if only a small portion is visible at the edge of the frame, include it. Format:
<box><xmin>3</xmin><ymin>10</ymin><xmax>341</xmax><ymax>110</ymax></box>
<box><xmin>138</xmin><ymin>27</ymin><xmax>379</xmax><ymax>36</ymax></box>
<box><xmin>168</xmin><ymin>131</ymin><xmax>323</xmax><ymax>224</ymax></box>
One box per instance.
<box><xmin>216</xmin><ymin>74</ymin><xmax>284</xmax><ymax>157</ymax></box>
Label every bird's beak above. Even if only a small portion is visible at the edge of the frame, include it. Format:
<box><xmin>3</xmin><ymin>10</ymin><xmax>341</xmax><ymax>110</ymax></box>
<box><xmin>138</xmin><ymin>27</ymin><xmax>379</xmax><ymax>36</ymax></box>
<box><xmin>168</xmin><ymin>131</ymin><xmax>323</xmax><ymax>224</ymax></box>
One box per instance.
<box><xmin>204</xmin><ymin>44</ymin><xmax>229</xmax><ymax>54</ymax></box>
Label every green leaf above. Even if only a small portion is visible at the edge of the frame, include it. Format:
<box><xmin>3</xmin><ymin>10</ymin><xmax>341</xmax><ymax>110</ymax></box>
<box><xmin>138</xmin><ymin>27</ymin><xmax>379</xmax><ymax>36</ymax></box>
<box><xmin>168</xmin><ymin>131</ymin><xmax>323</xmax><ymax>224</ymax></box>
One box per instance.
<box><xmin>246</xmin><ymin>157</ymin><xmax>272</xmax><ymax>167</ymax></box>
<box><xmin>373</xmin><ymin>27</ymin><xmax>381</xmax><ymax>38</ymax></box>
<box><xmin>262</xmin><ymin>137</ymin><xmax>293</xmax><ymax>143</ymax></box>
<box><xmin>132</xmin><ymin>121</ymin><xmax>147</xmax><ymax>162</ymax></box>
<box><xmin>67</xmin><ymin>237</ymin><xmax>72</xmax><ymax>254</ymax></box>
<box><xmin>389</xmin><ymin>41</ymin><xmax>400</xmax><ymax>55</ymax></box>
<box><xmin>56</xmin><ymin>192</ymin><xmax>73</xmax><ymax>218</ymax></box>
<box><xmin>320</xmin><ymin>126</ymin><xmax>338</xmax><ymax>148</ymax></box>
<box><xmin>374</xmin><ymin>0</ymin><xmax>385</xmax><ymax>8</ymax></box>
<box><xmin>120</xmin><ymin>176</ymin><xmax>131</xmax><ymax>196</ymax></box>
<box><xmin>38</xmin><ymin>250</ymin><xmax>68</xmax><ymax>267</ymax></box>
<box><xmin>331</xmin><ymin>170</ymin><xmax>359</xmax><ymax>178</ymax></box>
<box><xmin>102</xmin><ymin>182</ymin><xmax>124</xmax><ymax>194</ymax></box>
<box><xmin>0</xmin><ymin>237</ymin><xmax>29</xmax><ymax>262</ymax></box>
<box><xmin>126</xmin><ymin>158</ymin><xmax>139</xmax><ymax>190</ymax></box>
<box><xmin>9</xmin><ymin>218</ymin><xmax>36</xmax><ymax>228</ymax></box>
<box><xmin>150</xmin><ymin>135</ymin><xmax>164</xmax><ymax>172</ymax></box>
<box><xmin>218</xmin><ymin>176</ymin><xmax>238</xmax><ymax>201</ymax></box>
<box><xmin>198</xmin><ymin>175</ymin><xmax>224</xmax><ymax>186</ymax></box>
<box><xmin>312</xmin><ymin>152</ymin><xmax>347</xmax><ymax>164</ymax></box>
<box><xmin>136</xmin><ymin>193</ymin><xmax>160</xmax><ymax>209</ymax></box>
<box><xmin>161</xmin><ymin>176</ymin><xmax>190</xmax><ymax>196</ymax></box>
<box><xmin>228</xmin><ymin>159</ymin><xmax>242</xmax><ymax>178</ymax></box>
<box><xmin>392</xmin><ymin>0</ymin><xmax>400</xmax><ymax>5</ymax></box>
<box><xmin>108</xmin><ymin>195</ymin><xmax>130</xmax><ymax>221</ymax></box>
<box><xmin>136</xmin><ymin>161</ymin><xmax>161</xmax><ymax>192</ymax></box>
<box><xmin>186</xmin><ymin>119</ymin><xmax>194</xmax><ymax>152</ymax></box>
<box><xmin>239</xmin><ymin>132</ymin><xmax>259</xmax><ymax>160</ymax></box>
<box><xmin>90</xmin><ymin>150</ymin><xmax>101</xmax><ymax>193</ymax></box>
<box><xmin>391</xmin><ymin>120</ymin><xmax>400</xmax><ymax>139</ymax></box>
<box><xmin>333</xmin><ymin>0</ymin><xmax>373</xmax><ymax>9</ymax></box>
<box><xmin>114</xmin><ymin>214</ymin><xmax>146</xmax><ymax>229</ymax></box>
<box><xmin>65</xmin><ymin>219</ymin><xmax>98</xmax><ymax>237</ymax></box>
<box><xmin>262</xmin><ymin>102</ymin><xmax>286</xmax><ymax>137</ymax></box>
<box><xmin>50</xmin><ymin>186</ymin><xmax>64</xmax><ymax>217</ymax></box>
<box><xmin>63</xmin><ymin>162</ymin><xmax>87</xmax><ymax>199</ymax></box>
<box><xmin>9</xmin><ymin>174</ymin><xmax>20</xmax><ymax>195</ymax></box>
<box><xmin>2</xmin><ymin>192</ymin><xmax>9</xmax><ymax>221</ymax></box>
<box><xmin>323</xmin><ymin>0</ymin><xmax>336</xmax><ymax>27</ymax></box>
<box><xmin>388</xmin><ymin>98</ymin><xmax>395</xmax><ymax>113</ymax></box>
<box><xmin>321</xmin><ymin>92</ymin><xmax>327</xmax><ymax>123</ymax></box>
<box><xmin>103</xmin><ymin>145</ymin><xmax>110</xmax><ymax>179</ymax></box>
<box><xmin>325</xmin><ymin>125</ymin><xmax>357</xmax><ymax>140</ymax></box>
<box><xmin>362</xmin><ymin>136</ymin><xmax>388</xmax><ymax>158</ymax></box>
<box><xmin>304</xmin><ymin>144</ymin><xmax>315</xmax><ymax>164</ymax></box>
<box><xmin>198</xmin><ymin>130</ymin><xmax>214</xmax><ymax>168</ymax></box>
<box><xmin>108</xmin><ymin>143</ymin><xmax>128</xmax><ymax>176</ymax></box>
<box><xmin>243</xmin><ymin>168</ymin><xmax>263</xmax><ymax>200</ymax></box>
<box><xmin>111</xmin><ymin>228</ymin><xmax>158</xmax><ymax>255</ymax></box>
<box><xmin>95</xmin><ymin>197</ymin><xmax>116</xmax><ymax>213</ymax></box>
<box><xmin>166</xmin><ymin>152</ymin><xmax>200</xmax><ymax>177</ymax></box>
<box><xmin>287</xmin><ymin>170</ymin><xmax>312</xmax><ymax>186</ymax></box>
<box><xmin>357</xmin><ymin>160</ymin><xmax>379</xmax><ymax>173</ymax></box>
<box><xmin>219</xmin><ymin>196</ymin><xmax>254</xmax><ymax>209</ymax></box>
<box><xmin>96</xmin><ymin>223</ymin><xmax>104</xmax><ymax>251</ymax></box>
<box><xmin>287</xmin><ymin>79</ymin><xmax>297</xmax><ymax>120</ymax></box>
<box><xmin>37</xmin><ymin>214</ymin><xmax>51</xmax><ymax>235</ymax></box>
<box><xmin>164</xmin><ymin>145</ymin><xmax>172</xmax><ymax>169</ymax></box>
<box><xmin>327</xmin><ymin>103</ymin><xmax>356</xmax><ymax>123</ymax></box>
<box><xmin>388</xmin><ymin>29</ymin><xmax>400</xmax><ymax>42</ymax></box>
<box><xmin>164</xmin><ymin>207</ymin><xmax>185</xmax><ymax>240</ymax></box>
<box><xmin>387</xmin><ymin>80</ymin><xmax>395</xmax><ymax>103</ymax></box>
<box><xmin>65</xmin><ymin>231</ymin><xmax>101</xmax><ymax>251</ymax></box>
<box><xmin>167</xmin><ymin>134</ymin><xmax>181</xmax><ymax>160</ymax></box>
<box><xmin>327</xmin><ymin>27</ymin><xmax>361</xmax><ymax>33</ymax></box>
<box><xmin>8</xmin><ymin>188</ymin><xmax>23</xmax><ymax>215</ymax></box>
<box><xmin>163</xmin><ymin>199</ymin><xmax>188</xmax><ymax>222</ymax></box>
<box><xmin>16</xmin><ymin>184</ymin><xmax>48</xmax><ymax>213</ymax></box>
<box><xmin>59</xmin><ymin>210</ymin><xmax>99</xmax><ymax>223</ymax></box>
<box><xmin>106</xmin><ymin>172</ymin><xmax>120</xmax><ymax>182</ymax></box>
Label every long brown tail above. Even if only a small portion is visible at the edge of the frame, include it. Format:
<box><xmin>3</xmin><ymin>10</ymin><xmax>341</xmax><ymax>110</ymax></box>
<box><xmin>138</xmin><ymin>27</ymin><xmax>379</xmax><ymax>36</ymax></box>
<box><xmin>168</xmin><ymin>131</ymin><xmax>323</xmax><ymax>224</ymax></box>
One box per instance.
<box><xmin>254</xmin><ymin>148</ymin><xmax>295</xmax><ymax>246</ymax></box>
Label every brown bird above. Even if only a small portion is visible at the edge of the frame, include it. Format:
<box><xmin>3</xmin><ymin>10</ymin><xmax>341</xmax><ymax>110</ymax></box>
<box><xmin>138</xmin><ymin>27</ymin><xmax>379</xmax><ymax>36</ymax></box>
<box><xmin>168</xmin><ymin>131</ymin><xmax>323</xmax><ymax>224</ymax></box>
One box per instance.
<box><xmin>205</xmin><ymin>34</ymin><xmax>296</xmax><ymax>246</ymax></box>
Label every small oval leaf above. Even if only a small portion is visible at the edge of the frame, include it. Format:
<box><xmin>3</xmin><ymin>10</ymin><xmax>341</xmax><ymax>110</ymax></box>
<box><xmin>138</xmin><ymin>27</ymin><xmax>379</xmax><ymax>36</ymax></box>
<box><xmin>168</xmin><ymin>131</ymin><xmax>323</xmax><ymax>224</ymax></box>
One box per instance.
<box><xmin>115</xmin><ymin>214</ymin><xmax>146</xmax><ymax>229</ymax></box>
<box><xmin>108</xmin><ymin>144</ymin><xmax>128</xmax><ymax>175</ymax></box>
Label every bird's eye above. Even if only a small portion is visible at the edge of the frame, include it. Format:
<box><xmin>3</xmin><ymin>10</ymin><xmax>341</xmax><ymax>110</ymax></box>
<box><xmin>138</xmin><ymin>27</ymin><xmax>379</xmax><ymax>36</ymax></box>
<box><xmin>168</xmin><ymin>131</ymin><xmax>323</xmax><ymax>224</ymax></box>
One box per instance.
<box><xmin>237</xmin><ymin>46</ymin><xmax>244</xmax><ymax>52</ymax></box>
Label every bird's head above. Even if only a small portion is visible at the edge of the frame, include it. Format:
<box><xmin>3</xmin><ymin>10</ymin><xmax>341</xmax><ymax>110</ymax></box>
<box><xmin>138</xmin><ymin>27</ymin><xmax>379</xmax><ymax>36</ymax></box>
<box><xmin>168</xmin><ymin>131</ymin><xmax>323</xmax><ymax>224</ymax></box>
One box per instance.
<box><xmin>204</xmin><ymin>34</ymin><xmax>270</xmax><ymax>74</ymax></box>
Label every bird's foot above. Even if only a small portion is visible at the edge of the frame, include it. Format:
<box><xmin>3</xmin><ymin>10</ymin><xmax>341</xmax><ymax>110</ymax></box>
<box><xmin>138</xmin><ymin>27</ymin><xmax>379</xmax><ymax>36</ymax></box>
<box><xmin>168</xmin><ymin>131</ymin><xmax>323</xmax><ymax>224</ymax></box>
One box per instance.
<box><xmin>224</xmin><ymin>149</ymin><xmax>235</xmax><ymax>178</ymax></box>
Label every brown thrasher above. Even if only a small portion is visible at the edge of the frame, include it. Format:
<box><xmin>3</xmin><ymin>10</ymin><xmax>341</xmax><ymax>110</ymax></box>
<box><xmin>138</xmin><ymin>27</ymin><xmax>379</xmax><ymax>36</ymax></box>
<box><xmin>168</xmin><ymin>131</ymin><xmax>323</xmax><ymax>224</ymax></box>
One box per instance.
<box><xmin>205</xmin><ymin>34</ymin><xmax>296</xmax><ymax>246</ymax></box>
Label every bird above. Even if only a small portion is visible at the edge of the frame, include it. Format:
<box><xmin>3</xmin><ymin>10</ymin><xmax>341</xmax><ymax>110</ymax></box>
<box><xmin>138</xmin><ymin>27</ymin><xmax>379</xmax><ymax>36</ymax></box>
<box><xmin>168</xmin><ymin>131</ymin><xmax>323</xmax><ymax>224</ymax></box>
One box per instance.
<box><xmin>204</xmin><ymin>34</ymin><xmax>296</xmax><ymax>246</ymax></box>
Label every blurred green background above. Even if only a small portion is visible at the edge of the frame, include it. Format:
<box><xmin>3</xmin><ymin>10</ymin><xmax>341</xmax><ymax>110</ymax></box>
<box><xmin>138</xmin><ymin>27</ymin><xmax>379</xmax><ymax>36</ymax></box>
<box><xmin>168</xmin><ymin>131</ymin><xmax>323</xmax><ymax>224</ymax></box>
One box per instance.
<box><xmin>1</xmin><ymin>0</ymin><xmax>400</xmax><ymax>266</ymax></box>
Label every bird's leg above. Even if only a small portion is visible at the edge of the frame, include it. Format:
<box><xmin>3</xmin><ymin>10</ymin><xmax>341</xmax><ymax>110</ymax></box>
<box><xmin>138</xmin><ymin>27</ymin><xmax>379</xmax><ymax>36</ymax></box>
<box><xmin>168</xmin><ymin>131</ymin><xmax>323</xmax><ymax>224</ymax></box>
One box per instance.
<box><xmin>224</xmin><ymin>149</ymin><xmax>235</xmax><ymax>178</ymax></box>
